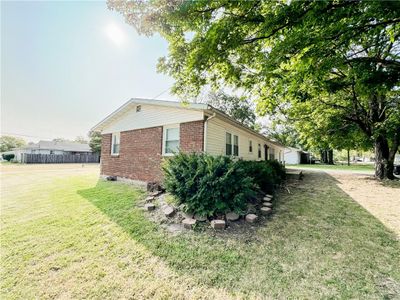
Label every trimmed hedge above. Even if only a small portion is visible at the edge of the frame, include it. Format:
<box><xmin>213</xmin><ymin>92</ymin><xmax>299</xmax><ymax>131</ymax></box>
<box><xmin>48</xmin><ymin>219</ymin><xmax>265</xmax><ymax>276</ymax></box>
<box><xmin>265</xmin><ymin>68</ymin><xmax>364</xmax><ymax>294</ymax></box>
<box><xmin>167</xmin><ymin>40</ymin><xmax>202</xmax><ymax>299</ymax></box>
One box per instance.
<box><xmin>237</xmin><ymin>160</ymin><xmax>286</xmax><ymax>194</ymax></box>
<box><xmin>163</xmin><ymin>153</ymin><xmax>286</xmax><ymax>217</ymax></box>
<box><xmin>2</xmin><ymin>154</ymin><xmax>15</xmax><ymax>161</ymax></box>
<box><xmin>163</xmin><ymin>153</ymin><xmax>255</xmax><ymax>217</ymax></box>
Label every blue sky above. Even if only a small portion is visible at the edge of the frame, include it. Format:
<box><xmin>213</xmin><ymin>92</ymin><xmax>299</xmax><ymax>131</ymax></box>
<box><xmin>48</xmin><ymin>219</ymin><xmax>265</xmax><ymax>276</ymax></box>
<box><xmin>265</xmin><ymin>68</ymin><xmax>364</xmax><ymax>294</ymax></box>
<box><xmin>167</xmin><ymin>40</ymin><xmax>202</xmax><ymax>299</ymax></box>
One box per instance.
<box><xmin>1</xmin><ymin>1</ymin><xmax>175</xmax><ymax>142</ymax></box>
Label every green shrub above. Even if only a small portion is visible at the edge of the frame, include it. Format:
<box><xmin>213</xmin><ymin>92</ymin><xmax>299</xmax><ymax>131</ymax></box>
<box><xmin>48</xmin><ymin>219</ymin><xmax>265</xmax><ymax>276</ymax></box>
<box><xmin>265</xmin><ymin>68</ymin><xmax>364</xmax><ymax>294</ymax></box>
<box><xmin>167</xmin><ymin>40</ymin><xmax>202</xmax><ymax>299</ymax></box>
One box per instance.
<box><xmin>163</xmin><ymin>153</ymin><xmax>256</xmax><ymax>217</ymax></box>
<box><xmin>2</xmin><ymin>154</ymin><xmax>15</xmax><ymax>161</ymax></box>
<box><xmin>235</xmin><ymin>160</ymin><xmax>285</xmax><ymax>194</ymax></box>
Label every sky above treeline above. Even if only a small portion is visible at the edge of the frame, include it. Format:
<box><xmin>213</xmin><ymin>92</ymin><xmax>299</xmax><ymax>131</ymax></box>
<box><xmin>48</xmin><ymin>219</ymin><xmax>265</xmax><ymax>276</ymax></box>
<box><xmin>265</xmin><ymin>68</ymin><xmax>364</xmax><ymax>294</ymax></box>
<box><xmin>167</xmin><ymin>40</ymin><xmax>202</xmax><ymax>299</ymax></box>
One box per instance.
<box><xmin>1</xmin><ymin>1</ymin><xmax>176</xmax><ymax>142</ymax></box>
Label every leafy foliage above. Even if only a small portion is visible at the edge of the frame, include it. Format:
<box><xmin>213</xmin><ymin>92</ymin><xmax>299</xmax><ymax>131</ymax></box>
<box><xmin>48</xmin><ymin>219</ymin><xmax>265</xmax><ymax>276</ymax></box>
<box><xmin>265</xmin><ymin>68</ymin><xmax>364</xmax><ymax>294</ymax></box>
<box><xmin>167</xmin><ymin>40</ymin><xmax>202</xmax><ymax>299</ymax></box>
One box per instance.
<box><xmin>163</xmin><ymin>153</ymin><xmax>255</xmax><ymax>217</ymax></box>
<box><xmin>88</xmin><ymin>131</ymin><xmax>102</xmax><ymax>153</ymax></box>
<box><xmin>200</xmin><ymin>90</ymin><xmax>259</xmax><ymax>130</ymax></box>
<box><xmin>109</xmin><ymin>0</ymin><xmax>400</xmax><ymax>179</ymax></box>
<box><xmin>75</xmin><ymin>136</ymin><xmax>88</xmax><ymax>144</ymax></box>
<box><xmin>2</xmin><ymin>154</ymin><xmax>15</xmax><ymax>161</ymax></box>
<box><xmin>236</xmin><ymin>160</ymin><xmax>286</xmax><ymax>194</ymax></box>
<box><xmin>0</xmin><ymin>136</ymin><xmax>26</xmax><ymax>152</ymax></box>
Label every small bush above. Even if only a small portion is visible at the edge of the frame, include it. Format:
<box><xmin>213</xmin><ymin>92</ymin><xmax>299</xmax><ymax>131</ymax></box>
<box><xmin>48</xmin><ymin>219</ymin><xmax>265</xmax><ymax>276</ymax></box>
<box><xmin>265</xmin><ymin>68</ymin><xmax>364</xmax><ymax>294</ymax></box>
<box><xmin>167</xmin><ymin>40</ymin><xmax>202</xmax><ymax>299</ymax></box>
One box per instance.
<box><xmin>2</xmin><ymin>154</ymin><xmax>15</xmax><ymax>161</ymax></box>
<box><xmin>236</xmin><ymin>160</ymin><xmax>286</xmax><ymax>194</ymax></box>
<box><xmin>163</xmin><ymin>153</ymin><xmax>256</xmax><ymax>217</ymax></box>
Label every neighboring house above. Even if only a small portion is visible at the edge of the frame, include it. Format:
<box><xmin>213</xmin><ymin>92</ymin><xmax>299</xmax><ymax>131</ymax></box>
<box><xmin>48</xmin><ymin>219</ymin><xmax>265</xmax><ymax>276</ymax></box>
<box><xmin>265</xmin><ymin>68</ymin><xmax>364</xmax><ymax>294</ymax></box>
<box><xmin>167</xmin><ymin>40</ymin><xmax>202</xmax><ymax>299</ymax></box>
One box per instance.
<box><xmin>284</xmin><ymin>147</ymin><xmax>311</xmax><ymax>164</ymax></box>
<box><xmin>92</xmin><ymin>98</ymin><xmax>285</xmax><ymax>183</ymax></box>
<box><xmin>8</xmin><ymin>140</ymin><xmax>92</xmax><ymax>162</ymax></box>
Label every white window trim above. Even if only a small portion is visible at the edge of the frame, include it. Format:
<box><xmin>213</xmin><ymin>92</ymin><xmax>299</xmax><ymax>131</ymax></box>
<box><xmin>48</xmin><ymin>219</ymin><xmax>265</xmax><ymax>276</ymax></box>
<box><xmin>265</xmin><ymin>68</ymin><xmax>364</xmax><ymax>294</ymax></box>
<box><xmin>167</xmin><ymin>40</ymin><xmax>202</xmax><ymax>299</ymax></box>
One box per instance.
<box><xmin>225</xmin><ymin>132</ymin><xmax>239</xmax><ymax>157</ymax></box>
<box><xmin>233</xmin><ymin>134</ymin><xmax>239</xmax><ymax>156</ymax></box>
<box><xmin>163</xmin><ymin>124</ymin><xmax>180</xmax><ymax>156</ymax></box>
<box><xmin>249</xmin><ymin>140</ymin><xmax>253</xmax><ymax>153</ymax></box>
<box><xmin>111</xmin><ymin>132</ymin><xmax>120</xmax><ymax>156</ymax></box>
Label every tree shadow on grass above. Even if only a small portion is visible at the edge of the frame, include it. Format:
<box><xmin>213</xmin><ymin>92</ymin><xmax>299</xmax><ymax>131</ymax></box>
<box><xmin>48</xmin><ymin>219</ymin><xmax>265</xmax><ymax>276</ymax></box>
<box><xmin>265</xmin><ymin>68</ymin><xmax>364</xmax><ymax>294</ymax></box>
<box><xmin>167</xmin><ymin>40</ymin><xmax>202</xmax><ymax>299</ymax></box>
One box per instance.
<box><xmin>77</xmin><ymin>174</ymin><xmax>400</xmax><ymax>298</ymax></box>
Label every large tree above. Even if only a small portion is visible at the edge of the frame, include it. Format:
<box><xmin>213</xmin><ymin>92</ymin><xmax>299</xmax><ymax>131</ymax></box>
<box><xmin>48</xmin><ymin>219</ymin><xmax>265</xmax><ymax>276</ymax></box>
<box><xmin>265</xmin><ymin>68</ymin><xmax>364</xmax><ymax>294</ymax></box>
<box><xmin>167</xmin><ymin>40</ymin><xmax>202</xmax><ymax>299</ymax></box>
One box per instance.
<box><xmin>88</xmin><ymin>131</ymin><xmax>102</xmax><ymax>153</ymax></box>
<box><xmin>109</xmin><ymin>0</ymin><xmax>400</xmax><ymax>179</ymax></box>
<box><xmin>0</xmin><ymin>136</ymin><xmax>26</xmax><ymax>152</ymax></box>
<box><xmin>200</xmin><ymin>90</ymin><xmax>258</xmax><ymax>129</ymax></box>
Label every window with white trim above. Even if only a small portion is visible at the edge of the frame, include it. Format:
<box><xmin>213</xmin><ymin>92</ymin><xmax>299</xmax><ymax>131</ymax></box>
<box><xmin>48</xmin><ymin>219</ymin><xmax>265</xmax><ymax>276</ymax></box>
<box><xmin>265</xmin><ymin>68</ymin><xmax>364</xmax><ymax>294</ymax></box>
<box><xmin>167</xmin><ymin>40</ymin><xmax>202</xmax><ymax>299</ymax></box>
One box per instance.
<box><xmin>233</xmin><ymin>135</ymin><xmax>239</xmax><ymax>156</ymax></box>
<box><xmin>164</xmin><ymin>125</ymin><xmax>180</xmax><ymax>155</ymax></box>
<box><xmin>269</xmin><ymin>147</ymin><xmax>275</xmax><ymax>160</ymax></box>
<box><xmin>249</xmin><ymin>140</ymin><xmax>253</xmax><ymax>153</ymax></box>
<box><xmin>258</xmin><ymin>144</ymin><xmax>261</xmax><ymax>158</ymax></box>
<box><xmin>226</xmin><ymin>132</ymin><xmax>232</xmax><ymax>155</ymax></box>
<box><xmin>111</xmin><ymin>132</ymin><xmax>120</xmax><ymax>155</ymax></box>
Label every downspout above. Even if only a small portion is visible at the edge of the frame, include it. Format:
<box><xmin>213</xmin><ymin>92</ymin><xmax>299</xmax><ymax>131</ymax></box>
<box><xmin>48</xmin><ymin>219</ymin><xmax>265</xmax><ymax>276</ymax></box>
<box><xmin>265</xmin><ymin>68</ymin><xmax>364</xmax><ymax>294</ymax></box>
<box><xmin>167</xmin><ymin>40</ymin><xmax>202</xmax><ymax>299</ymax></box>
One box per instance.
<box><xmin>204</xmin><ymin>110</ymin><xmax>216</xmax><ymax>153</ymax></box>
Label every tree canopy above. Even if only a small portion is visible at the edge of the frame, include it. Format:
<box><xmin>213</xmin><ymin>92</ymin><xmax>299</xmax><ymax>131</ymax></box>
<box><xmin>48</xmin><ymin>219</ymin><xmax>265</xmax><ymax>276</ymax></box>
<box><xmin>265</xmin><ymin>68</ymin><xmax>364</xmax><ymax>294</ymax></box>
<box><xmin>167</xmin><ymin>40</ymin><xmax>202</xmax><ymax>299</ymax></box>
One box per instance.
<box><xmin>0</xmin><ymin>136</ymin><xmax>26</xmax><ymax>152</ymax></box>
<box><xmin>88</xmin><ymin>131</ymin><xmax>102</xmax><ymax>153</ymax></box>
<box><xmin>109</xmin><ymin>0</ymin><xmax>400</xmax><ymax>179</ymax></box>
<box><xmin>200</xmin><ymin>90</ymin><xmax>259</xmax><ymax>129</ymax></box>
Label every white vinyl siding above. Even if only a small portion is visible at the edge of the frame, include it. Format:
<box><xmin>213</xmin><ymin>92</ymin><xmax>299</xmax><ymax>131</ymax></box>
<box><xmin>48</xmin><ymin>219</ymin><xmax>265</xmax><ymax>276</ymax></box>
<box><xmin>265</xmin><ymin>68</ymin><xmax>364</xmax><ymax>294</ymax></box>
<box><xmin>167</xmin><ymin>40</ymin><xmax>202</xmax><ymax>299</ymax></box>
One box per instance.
<box><xmin>111</xmin><ymin>132</ymin><xmax>120</xmax><ymax>155</ymax></box>
<box><xmin>163</xmin><ymin>124</ymin><xmax>180</xmax><ymax>156</ymax></box>
<box><xmin>206</xmin><ymin>116</ymin><xmax>284</xmax><ymax>161</ymax></box>
<box><xmin>102</xmin><ymin>104</ymin><xmax>204</xmax><ymax>134</ymax></box>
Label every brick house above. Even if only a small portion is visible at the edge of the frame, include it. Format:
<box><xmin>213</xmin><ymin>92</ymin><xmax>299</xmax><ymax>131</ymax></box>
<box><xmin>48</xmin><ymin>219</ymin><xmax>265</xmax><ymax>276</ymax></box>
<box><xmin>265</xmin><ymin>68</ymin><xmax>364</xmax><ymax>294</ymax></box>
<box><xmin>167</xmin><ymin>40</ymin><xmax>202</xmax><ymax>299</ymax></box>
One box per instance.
<box><xmin>92</xmin><ymin>98</ymin><xmax>285</xmax><ymax>183</ymax></box>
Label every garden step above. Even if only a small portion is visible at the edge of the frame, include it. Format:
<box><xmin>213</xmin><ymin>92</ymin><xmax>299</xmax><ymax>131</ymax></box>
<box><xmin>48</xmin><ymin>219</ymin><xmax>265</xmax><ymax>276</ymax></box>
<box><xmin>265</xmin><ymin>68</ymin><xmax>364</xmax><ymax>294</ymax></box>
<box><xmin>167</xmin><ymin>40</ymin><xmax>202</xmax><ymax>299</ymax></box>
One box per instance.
<box><xmin>150</xmin><ymin>191</ymin><xmax>163</xmax><ymax>197</ymax></box>
<box><xmin>163</xmin><ymin>206</ymin><xmax>175</xmax><ymax>217</ymax></box>
<box><xmin>260</xmin><ymin>207</ymin><xmax>272</xmax><ymax>215</ymax></box>
<box><xmin>245</xmin><ymin>214</ymin><xmax>258</xmax><ymax>223</ymax></box>
<box><xmin>226</xmin><ymin>212</ymin><xmax>240</xmax><ymax>221</ymax></box>
<box><xmin>145</xmin><ymin>196</ymin><xmax>155</xmax><ymax>203</ymax></box>
<box><xmin>263</xmin><ymin>202</ymin><xmax>273</xmax><ymax>207</ymax></box>
<box><xmin>194</xmin><ymin>214</ymin><xmax>207</xmax><ymax>222</ymax></box>
<box><xmin>145</xmin><ymin>203</ymin><xmax>156</xmax><ymax>211</ymax></box>
<box><xmin>211</xmin><ymin>220</ymin><xmax>226</xmax><ymax>229</ymax></box>
<box><xmin>182</xmin><ymin>212</ymin><xmax>193</xmax><ymax>219</ymax></box>
<box><xmin>263</xmin><ymin>196</ymin><xmax>273</xmax><ymax>201</ymax></box>
<box><xmin>182</xmin><ymin>218</ymin><xmax>196</xmax><ymax>229</ymax></box>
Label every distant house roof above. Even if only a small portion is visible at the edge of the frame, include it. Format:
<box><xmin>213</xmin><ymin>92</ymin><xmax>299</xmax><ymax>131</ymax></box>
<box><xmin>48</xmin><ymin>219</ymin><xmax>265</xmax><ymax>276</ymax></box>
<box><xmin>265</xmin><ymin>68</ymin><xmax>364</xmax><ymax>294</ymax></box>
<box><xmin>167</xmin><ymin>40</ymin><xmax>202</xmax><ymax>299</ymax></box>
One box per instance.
<box><xmin>22</xmin><ymin>141</ymin><xmax>92</xmax><ymax>152</ymax></box>
<box><xmin>285</xmin><ymin>147</ymin><xmax>309</xmax><ymax>154</ymax></box>
<box><xmin>92</xmin><ymin>98</ymin><xmax>285</xmax><ymax>149</ymax></box>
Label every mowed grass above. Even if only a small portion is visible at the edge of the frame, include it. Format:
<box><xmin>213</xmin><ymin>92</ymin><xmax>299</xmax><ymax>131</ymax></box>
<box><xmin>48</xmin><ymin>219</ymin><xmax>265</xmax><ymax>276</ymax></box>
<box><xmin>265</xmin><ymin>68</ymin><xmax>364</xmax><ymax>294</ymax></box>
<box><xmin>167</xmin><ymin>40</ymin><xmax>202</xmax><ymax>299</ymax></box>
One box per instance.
<box><xmin>287</xmin><ymin>163</ymin><xmax>375</xmax><ymax>172</ymax></box>
<box><xmin>1</xmin><ymin>165</ymin><xmax>400</xmax><ymax>299</ymax></box>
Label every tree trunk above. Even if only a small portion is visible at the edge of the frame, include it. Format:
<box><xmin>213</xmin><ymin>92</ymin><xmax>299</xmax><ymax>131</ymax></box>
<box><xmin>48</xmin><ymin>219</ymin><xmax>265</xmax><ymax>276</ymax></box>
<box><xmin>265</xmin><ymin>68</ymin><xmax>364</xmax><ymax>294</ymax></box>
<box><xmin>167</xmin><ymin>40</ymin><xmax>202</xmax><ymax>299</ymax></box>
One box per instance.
<box><xmin>328</xmin><ymin>149</ymin><xmax>334</xmax><ymax>165</ymax></box>
<box><xmin>374</xmin><ymin>135</ymin><xmax>394</xmax><ymax>180</ymax></box>
<box><xmin>347</xmin><ymin>149</ymin><xmax>350</xmax><ymax>166</ymax></box>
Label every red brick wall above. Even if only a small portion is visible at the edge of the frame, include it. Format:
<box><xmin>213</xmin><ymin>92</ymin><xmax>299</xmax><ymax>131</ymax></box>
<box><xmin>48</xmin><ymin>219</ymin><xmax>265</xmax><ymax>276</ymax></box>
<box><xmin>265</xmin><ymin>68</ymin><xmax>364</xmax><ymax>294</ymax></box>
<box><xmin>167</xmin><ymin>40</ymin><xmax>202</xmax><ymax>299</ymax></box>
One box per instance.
<box><xmin>180</xmin><ymin>120</ymin><xmax>204</xmax><ymax>153</ymax></box>
<box><xmin>101</xmin><ymin>126</ymin><xmax>163</xmax><ymax>182</ymax></box>
<box><xmin>100</xmin><ymin>120</ymin><xmax>204</xmax><ymax>183</ymax></box>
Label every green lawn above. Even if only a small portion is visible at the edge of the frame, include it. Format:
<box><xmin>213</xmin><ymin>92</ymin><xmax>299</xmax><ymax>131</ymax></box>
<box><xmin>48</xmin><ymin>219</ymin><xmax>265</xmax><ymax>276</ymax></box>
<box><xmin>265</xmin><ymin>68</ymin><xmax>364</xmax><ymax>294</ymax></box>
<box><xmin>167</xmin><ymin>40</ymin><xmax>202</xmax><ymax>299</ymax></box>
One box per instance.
<box><xmin>1</xmin><ymin>165</ymin><xmax>399</xmax><ymax>299</ymax></box>
<box><xmin>287</xmin><ymin>163</ymin><xmax>375</xmax><ymax>172</ymax></box>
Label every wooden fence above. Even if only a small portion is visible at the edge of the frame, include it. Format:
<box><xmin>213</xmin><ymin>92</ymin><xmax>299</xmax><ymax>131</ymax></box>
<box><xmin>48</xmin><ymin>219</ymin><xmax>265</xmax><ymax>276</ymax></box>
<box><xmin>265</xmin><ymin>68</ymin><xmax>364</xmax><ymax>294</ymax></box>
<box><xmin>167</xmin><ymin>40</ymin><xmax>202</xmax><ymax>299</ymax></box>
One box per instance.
<box><xmin>21</xmin><ymin>153</ymin><xmax>100</xmax><ymax>164</ymax></box>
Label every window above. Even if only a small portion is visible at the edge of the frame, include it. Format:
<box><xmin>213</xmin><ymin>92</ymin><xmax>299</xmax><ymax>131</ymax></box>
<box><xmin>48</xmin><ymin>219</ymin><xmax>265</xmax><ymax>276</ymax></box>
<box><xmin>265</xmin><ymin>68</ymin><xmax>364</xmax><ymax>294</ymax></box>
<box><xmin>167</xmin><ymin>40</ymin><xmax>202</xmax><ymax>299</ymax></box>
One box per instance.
<box><xmin>111</xmin><ymin>132</ymin><xmax>120</xmax><ymax>155</ymax></box>
<box><xmin>258</xmin><ymin>144</ymin><xmax>261</xmax><ymax>158</ymax></box>
<box><xmin>249</xmin><ymin>140</ymin><xmax>253</xmax><ymax>153</ymax></box>
<box><xmin>136</xmin><ymin>105</ymin><xmax>141</xmax><ymax>112</ymax></box>
<box><xmin>233</xmin><ymin>135</ymin><xmax>239</xmax><ymax>156</ymax></box>
<box><xmin>226</xmin><ymin>133</ymin><xmax>232</xmax><ymax>155</ymax></box>
<box><xmin>164</xmin><ymin>126</ymin><xmax>179</xmax><ymax>155</ymax></box>
<box><xmin>50</xmin><ymin>150</ymin><xmax>54</xmax><ymax>155</ymax></box>
<box><xmin>269</xmin><ymin>148</ymin><xmax>275</xmax><ymax>160</ymax></box>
